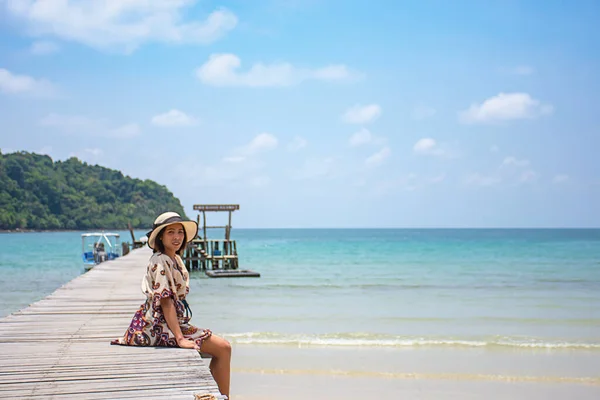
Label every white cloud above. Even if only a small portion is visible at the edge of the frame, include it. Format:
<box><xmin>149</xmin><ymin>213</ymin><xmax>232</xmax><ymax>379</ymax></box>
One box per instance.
<box><xmin>501</xmin><ymin>156</ymin><xmax>530</xmax><ymax>168</ymax></box>
<box><xmin>204</xmin><ymin>133</ymin><xmax>279</xmax><ymax>180</ymax></box>
<box><xmin>0</xmin><ymin>68</ymin><xmax>56</xmax><ymax>96</ymax></box>
<box><xmin>151</xmin><ymin>109</ymin><xmax>197</xmax><ymax>127</ymax></box>
<box><xmin>196</xmin><ymin>53</ymin><xmax>357</xmax><ymax>87</ymax></box>
<box><xmin>459</xmin><ymin>92</ymin><xmax>553</xmax><ymax>124</ymax></box>
<box><xmin>30</xmin><ymin>40</ymin><xmax>59</xmax><ymax>55</ymax></box>
<box><xmin>349</xmin><ymin>128</ymin><xmax>373</xmax><ymax>147</ymax></box>
<box><xmin>553</xmin><ymin>174</ymin><xmax>569</xmax><ymax>184</ymax></box>
<box><xmin>348</xmin><ymin>129</ymin><xmax>386</xmax><ymax>147</ymax></box>
<box><xmin>413</xmin><ymin>138</ymin><xmax>446</xmax><ymax>157</ymax></box>
<box><xmin>242</xmin><ymin>133</ymin><xmax>278</xmax><ymax>155</ymax></box>
<box><xmin>110</xmin><ymin>123</ymin><xmax>140</xmax><ymax>138</ymax></box>
<box><xmin>5</xmin><ymin>1</ymin><xmax>238</xmax><ymax>53</ymax></box>
<box><xmin>411</xmin><ymin>105</ymin><xmax>436</xmax><ymax>120</ymax></box>
<box><xmin>505</xmin><ymin>157</ymin><xmax>537</xmax><ymax>185</ymax></box>
<box><xmin>313</xmin><ymin>65</ymin><xmax>355</xmax><ymax>80</ymax></box>
<box><xmin>520</xmin><ymin>170</ymin><xmax>538</xmax><ymax>183</ymax></box>
<box><xmin>365</xmin><ymin>147</ymin><xmax>391</xmax><ymax>168</ymax></box>
<box><xmin>466</xmin><ymin>155</ymin><xmax>539</xmax><ymax>187</ymax></box>
<box><xmin>342</xmin><ymin>104</ymin><xmax>381</xmax><ymax>124</ymax></box>
<box><xmin>287</xmin><ymin>136</ymin><xmax>307</xmax><ymax>151</ymax></box>
<box><xmin>413</xmin><ymin>138</ymin><xmax>436</xmax><ymax>153</ymax></box>
<box><xmin>173</xmin><ymin>136</ymin><xmax>276</xmax><ymax>189</ymax></box>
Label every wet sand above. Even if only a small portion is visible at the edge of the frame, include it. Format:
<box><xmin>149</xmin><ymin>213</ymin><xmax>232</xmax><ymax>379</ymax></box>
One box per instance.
<box><xmin>228</xmin><ymin>345</ymin><xmax>600</xmax><ymax>399</ymax></box>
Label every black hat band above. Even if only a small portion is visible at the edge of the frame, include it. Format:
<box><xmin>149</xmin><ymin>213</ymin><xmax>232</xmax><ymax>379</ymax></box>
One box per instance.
<box><xmin>146</xmin><ymin>216</ymin><xmax>184</xmax><ymax>238</ymax></box>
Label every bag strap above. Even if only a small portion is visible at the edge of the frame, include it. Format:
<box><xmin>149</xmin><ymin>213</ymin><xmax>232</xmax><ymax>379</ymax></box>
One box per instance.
<box><xmin>181</xmin><ymin>299</ymin><xmax>193</xmax><ymax>319</ymax></box>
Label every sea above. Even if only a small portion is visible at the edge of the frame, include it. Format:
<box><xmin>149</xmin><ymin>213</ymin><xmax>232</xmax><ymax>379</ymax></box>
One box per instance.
<box><xmin>1</xmin><ymin>228</ymin><xmax>599</xmax><ymax>352</ymax></box>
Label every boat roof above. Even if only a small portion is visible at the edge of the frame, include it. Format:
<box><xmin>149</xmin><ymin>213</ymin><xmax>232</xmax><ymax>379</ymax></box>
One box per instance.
<box><xmin>81</xmin><ymin>232</ymin><xmax>121</xmax><ymax>237</ymax></box>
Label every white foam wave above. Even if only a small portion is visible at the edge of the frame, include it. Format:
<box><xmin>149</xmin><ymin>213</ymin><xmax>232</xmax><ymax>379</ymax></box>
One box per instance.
<box><xmin>225</xmin><ymin>332</ymin><xmax>600</xmax><ymax>350</ymax></box>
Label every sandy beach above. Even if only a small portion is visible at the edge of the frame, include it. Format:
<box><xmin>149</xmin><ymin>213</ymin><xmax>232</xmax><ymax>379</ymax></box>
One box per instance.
<box><xmin>229</xmin><ymin>345</ymin><xmax>600</xmax><ymax>399</ymax></box>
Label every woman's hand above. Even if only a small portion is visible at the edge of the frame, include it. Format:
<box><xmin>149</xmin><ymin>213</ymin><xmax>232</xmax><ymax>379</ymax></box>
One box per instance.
<box><xmin>177</xmin><ymin>337</ymin><xmax>200</xmax><ymax>350</ymax></box>
<box><xmin>161</xmin><ymin>298</ymin><xmax>198</xmax><ymax>350</ymax></box>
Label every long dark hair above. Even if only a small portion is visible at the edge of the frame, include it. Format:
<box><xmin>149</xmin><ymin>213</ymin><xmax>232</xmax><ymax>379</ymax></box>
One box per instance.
<box><xmin>153</xmin><ymin>227</ymin><xmax>188</xmax><ymax>255</ymax></box>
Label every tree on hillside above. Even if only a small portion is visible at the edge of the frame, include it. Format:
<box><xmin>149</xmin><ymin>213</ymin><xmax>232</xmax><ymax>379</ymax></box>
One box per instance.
<box><xmin>0</xmin><ymin>151</ymin><xmax>188</xmax><ymax>230</ymax></box>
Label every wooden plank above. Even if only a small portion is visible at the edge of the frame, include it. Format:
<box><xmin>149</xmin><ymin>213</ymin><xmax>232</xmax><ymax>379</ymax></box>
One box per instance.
<box><xmin>0</xmin><ymin>247</ymin><xmax>225</xmax><ymax>400</ymax></box>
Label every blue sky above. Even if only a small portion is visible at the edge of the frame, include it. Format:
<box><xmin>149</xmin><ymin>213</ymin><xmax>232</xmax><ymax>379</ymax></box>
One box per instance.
<box><xmin>1</xmin><ymin>0</ymin><xmax>599</xmax><ymax>228</ymax></box>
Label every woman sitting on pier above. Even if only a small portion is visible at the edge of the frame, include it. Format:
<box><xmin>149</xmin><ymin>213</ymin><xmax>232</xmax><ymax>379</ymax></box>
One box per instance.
<box><xmin>112</xmin><ymin>211</ymin><xmax>232</xmax><ymax>397</ymax></box>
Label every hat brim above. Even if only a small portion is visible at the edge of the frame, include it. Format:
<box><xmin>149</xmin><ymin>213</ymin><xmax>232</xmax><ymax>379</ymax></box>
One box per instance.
<box><xmin>147</xmin><ymin>220</ymin><xmax>198</xmax><ymax>250</ymax></box>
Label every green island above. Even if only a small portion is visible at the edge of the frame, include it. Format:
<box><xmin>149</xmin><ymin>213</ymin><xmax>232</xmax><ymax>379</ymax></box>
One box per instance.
<box><xmin>0</xmin><ymin>151</ymin><xmax>188</xmax><ymax>230</ymax></box>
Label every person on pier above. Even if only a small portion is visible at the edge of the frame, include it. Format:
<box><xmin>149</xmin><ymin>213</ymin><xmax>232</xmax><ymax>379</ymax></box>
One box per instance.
<box><xmin>112</xmin><ymin>211</ymin><xmax>232</xmax><ymax>398</ymax></box>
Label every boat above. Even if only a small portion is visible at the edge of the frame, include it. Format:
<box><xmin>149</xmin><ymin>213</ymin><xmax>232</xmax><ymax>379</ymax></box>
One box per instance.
<box><xmin>81</xmin><ymin>232</ymin><xmax>121</xmax><ymax>271</ymax></box>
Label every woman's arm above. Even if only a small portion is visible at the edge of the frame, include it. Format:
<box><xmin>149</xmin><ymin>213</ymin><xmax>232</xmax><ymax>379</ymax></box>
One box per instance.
<box><xmin>160</xmin><ymin>297</ymin><xmax>198</xmax><ymax>350</ymax></box>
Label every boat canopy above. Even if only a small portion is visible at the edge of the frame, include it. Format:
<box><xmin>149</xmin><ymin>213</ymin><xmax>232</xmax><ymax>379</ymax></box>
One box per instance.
<box><xmin>81</xmin><ymin>233</ymin><xmax>121</xmax><ymax>237</ymax></box>
<box><xmin>81</xmin><ymin>232</ymin><xmax>121</xmax><ymax>252</ymax></box>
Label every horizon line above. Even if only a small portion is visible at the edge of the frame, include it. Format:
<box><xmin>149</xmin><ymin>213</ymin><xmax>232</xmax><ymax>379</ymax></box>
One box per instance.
<box><xmin>2</xmin><ymin>226</ymin><xmax>600</xmax><ymax>234</ymax></box>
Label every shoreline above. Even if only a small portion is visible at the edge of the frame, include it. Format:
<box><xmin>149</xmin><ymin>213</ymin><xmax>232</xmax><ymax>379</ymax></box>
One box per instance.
<box><xmin>0</xmin><ymin>229</ymin><xmax>141</xmax><ymax>233</ymax></box>
<box><xmin>0</xmin><ymin>228</ymin><xmax>148</xmax><ymax>234</ymax></box>
<box><xmin>0</xmin><ymin>229</ymin><xmax>80</xmax><ymax>234</ymax></box>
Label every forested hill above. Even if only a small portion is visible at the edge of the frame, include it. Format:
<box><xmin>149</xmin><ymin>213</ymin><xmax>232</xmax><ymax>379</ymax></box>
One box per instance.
<box><xmin>0</xmin><ymin>151</ymin><xmax>188</xmax><ymax>230</ymax></box>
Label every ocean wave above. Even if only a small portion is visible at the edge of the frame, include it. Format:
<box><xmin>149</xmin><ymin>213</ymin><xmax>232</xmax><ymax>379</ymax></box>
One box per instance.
<box><xmin>225</xmin><ymin>332</ymin><xmax>600</xmax><ymax>350</ymax></box>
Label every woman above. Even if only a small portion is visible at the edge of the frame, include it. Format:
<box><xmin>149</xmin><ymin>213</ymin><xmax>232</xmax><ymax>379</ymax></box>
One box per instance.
<box><xmin>112</xmin><ymin>211</ymin><xmax>231</xmax><ymax>397</ymax></box>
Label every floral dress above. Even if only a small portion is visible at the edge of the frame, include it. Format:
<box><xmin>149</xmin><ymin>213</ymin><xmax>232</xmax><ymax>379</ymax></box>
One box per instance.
<box><xmin>111</xmin><ymin>252</ymin><xmax>212</xmax><ymax>348</ymax></box>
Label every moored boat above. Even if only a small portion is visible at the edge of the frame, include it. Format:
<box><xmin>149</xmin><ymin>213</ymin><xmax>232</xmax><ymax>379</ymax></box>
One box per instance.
<box><xmin>81</xmin><ymin>232</ymin><xmax>121</xmax><ymax>270</ymax></box>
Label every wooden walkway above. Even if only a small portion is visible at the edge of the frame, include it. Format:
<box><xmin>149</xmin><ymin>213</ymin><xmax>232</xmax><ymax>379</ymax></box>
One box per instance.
<box><xmin>0</xmin><ymin>247</ymin><xmax>224</xmax><ymax>400</ymax></box>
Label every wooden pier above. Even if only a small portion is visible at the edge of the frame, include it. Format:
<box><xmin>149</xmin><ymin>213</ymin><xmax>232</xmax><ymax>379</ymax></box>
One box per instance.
<box><xmin>0</xmin><ymin>247</ymin><xmax>225</xmax><ymax>400</ymax></box>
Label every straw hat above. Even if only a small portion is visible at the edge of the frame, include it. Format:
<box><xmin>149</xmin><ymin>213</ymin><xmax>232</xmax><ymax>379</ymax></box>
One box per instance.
<box><xmin>147</xmin><ymin>211</ymin><xmax>198</xmax><ymax>250</ymax></box>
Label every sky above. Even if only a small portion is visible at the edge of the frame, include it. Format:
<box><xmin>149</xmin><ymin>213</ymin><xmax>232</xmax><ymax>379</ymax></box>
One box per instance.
<box><xmin>1</xmin><ymin>0</ymin><xmax>599</xmax><ymax>228</ymax></box>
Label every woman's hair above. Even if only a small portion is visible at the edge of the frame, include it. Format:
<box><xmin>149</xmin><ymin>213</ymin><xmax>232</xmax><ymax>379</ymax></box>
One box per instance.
<box><xmin>153</xmin><ymin>226</ymin><xmax>188</xmax><ymax>255</ymax></box>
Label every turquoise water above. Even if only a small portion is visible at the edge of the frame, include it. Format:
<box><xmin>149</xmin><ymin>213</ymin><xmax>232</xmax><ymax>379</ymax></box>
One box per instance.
<box><xmin>1</xmin><ymin>229</ymin><xmax>599</xmax><ymax>350</ymax></box>
<box><xmin>0</xmin><ymin>230</ymin><xmax>147</xmax><ymax>316</ymax></box>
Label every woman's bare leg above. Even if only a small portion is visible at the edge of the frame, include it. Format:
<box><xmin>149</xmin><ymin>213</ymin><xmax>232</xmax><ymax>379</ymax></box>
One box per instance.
<box><xmin>200</xmin><ymin>334</ymin><xmax>232</xmax><ymax>397</ymax></box>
